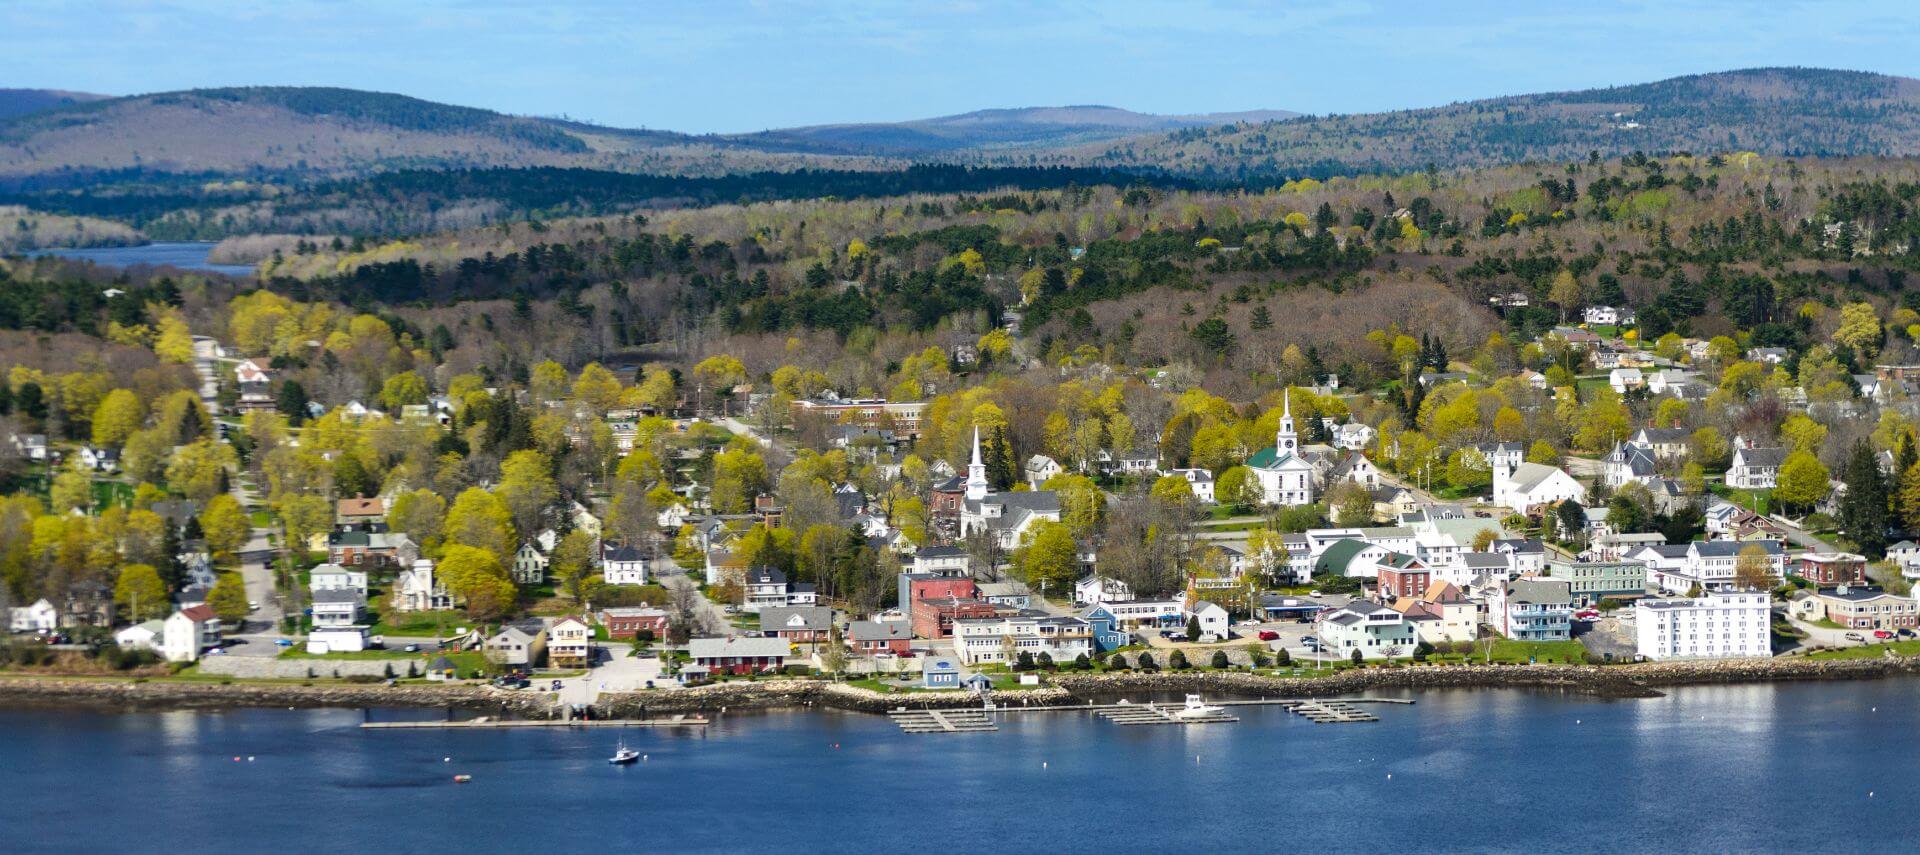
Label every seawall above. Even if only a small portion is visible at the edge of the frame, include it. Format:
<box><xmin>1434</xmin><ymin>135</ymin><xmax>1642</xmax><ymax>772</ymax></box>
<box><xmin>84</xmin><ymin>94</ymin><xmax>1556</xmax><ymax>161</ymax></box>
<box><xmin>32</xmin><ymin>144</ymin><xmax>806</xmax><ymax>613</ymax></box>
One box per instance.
<box><xmin>4</xmin><ymin>655</ymin><xmax>1916</xmax><ymax>716</ymax></box>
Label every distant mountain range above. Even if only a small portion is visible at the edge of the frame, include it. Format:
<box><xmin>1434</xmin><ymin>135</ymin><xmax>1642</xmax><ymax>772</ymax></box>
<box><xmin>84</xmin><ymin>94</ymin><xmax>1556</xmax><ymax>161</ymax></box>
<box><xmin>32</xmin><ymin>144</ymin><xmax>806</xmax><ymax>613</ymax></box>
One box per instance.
<box><xmin>3</xmin><ymin>68</ymin><xmax>1920</xmax><ymax>185</ymax></box>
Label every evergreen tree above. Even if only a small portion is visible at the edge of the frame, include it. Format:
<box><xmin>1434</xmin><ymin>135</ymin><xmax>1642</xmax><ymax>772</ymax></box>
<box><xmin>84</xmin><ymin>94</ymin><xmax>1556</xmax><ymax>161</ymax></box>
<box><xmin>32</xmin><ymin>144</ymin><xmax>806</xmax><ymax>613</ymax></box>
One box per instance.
<box><xmin>1249</xmin><ymin>304</ymin><xmax>1272</xmax><ymax>331</ymax></box>
<box><xmin>1839</xmin><ymin>440</ymin><xmax>1891</xmax><ymax>558</ymax></box>
<box><xmin>986</xmin><ymin>426</ymin><xmax>1017</xmax><ymax>490</ymax></box>
<box><xmin>276</xmin><ymin>379</ymin><xmax>310</xmax><ymax>424</ymax></box>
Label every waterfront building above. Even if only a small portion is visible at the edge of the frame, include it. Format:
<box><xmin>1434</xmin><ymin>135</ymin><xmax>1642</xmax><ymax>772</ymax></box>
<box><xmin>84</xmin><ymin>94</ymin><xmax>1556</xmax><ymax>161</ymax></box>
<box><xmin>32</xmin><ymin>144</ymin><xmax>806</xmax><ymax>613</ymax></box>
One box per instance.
<box><xmin>1634</xmin><ymin>590</ymin><xmax>1772</xmax><ymax>660</ymax></box>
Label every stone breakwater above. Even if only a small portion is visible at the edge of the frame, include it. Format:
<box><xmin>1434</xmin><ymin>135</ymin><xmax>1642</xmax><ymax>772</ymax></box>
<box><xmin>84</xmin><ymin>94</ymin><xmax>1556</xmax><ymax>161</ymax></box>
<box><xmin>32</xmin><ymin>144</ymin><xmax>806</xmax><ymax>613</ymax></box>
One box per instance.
<box><xmin>4</xmin><ymin>656</ymin><xmax>1916</xmax><ymax>716</ymax></box>
<box><xmin>0</xmin><ymin>678</ymin><xmax>558</xmax><ymax>717</ymax></box>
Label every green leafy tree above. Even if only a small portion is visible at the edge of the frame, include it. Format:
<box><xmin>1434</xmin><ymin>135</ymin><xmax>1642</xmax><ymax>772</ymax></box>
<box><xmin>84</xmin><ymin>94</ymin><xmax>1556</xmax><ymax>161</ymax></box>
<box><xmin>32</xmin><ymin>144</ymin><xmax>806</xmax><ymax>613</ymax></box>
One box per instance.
<box><xmin>200</xmin><ymin>494</ymin><xmax>252</xmax><ymax>563</ymax></box>
<box><xmin>1012</xmin><ymin>520</ymin><xmax>1078</xmax><ymax>598</ymax></box>
<box><xmin>1774</xmin><ymin>451</ymin><xmax>1831</xmax><ymax>515</ymax></box>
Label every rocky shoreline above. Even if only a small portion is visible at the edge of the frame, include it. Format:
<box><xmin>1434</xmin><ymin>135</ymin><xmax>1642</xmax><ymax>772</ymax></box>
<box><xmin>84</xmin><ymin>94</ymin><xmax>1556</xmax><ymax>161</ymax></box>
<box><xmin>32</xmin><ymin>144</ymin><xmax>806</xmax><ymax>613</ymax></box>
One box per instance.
<box><xmin>5</xmin><ymin>655</ymin><xmax>1916</xmax><ymax>717</ymax></box>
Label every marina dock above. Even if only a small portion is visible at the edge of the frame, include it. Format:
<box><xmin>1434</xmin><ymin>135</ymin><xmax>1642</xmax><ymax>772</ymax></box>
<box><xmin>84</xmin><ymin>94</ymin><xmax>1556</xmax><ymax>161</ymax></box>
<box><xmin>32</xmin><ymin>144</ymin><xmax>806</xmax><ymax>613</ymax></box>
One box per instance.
<box><xmin>887</xmin><ymin>696</ymin><xmax>1408</xmax><ymax>733</ymax></box>
<box><xmin>361</xmin><ymin>716</ymin><xmax>708</xmax><ymax>730</ymax></box>
<box><xmin>886</xmin><ymin>707</ymin><xmax>1000</xmax><ymax>733</ymax></box>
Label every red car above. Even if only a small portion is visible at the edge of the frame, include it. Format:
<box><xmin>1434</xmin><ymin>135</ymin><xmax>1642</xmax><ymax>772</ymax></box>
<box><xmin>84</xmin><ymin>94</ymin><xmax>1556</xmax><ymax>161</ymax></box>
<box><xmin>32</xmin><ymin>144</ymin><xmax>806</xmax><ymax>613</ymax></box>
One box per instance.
<box><xmin>1874</xmin><ymin>630</ymin><xmax>1895</xmax><ymax>640</ymax></box>
<box><xmin>1258</xmin><ymin>631</ymin><xmax>1280</xmax><ymax>641</ymax></box>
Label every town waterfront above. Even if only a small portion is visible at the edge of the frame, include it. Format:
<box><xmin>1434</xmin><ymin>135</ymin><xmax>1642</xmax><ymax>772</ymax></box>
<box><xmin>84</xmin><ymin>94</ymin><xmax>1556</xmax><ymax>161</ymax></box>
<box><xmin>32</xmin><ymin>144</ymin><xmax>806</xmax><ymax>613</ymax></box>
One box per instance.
<box><xmin>4</xmin><ymin>682</ymin><xmax>1915</xmax><ymax>854</ymax></box>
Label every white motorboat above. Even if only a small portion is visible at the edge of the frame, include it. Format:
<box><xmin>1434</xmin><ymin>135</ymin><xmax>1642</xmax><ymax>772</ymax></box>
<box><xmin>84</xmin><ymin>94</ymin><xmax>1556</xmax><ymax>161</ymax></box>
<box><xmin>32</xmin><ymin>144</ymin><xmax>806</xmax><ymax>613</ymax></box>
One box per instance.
<box><xmin>608</xmin><ymin>741</ymin><xmax>640</xmax><ymax>765</ymax></box>
<box><xmin>1173</xmin><ymin>694</ymin><xmax>1225</xmax><ymax>718</ymax></box>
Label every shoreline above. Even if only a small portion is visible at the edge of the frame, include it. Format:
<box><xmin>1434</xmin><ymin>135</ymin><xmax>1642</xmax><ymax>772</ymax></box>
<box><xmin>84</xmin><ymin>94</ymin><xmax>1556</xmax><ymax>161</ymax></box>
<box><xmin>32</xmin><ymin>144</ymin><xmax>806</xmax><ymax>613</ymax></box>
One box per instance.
<box><xmin>4</xmin><ymin>655</ymin><xmax>1917</xmax><ymax>717</ymax></box>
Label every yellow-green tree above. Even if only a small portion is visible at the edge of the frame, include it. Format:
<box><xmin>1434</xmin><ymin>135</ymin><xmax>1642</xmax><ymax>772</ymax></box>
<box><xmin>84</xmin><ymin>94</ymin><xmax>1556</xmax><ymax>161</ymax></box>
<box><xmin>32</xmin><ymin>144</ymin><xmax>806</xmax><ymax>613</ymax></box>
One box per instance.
<box><xmin>114</xmin><ymin>563</ymin><xmax>167</xmax><ymax>621</ymax></box>
<box><xmin>436</xmin><ymin>544</ymin><xmax>518</xmax><ymax>620</ymax></box>
<box><xmin>444</xmin><ymin>488</ymin><xmax>515</xmax><ymax>558</ymax></box>
<box><xmin>378</xmin><ymin>371</ymin><xmax>429</xmax><ymax>411</ymax></box>
<box><xmin>207</xmin><ymin>572</ymin><xmax>250</xmax><ymax>623</ymax></box>
<box><xmin>90</xmin><ymin>389</ymin><xmax>146</xmax><ymax>447</ymax></box>
<box><xmin>1774</xmin><ymin>451</ymin><xmax>1831</xmax><ymax>514</ymax></box>
<box><xmin>497</xmin><ymin>450</ymin><xmax>558</xmax><ymax>537</ymax></box>
<box><xmin>200</xmin><ymin>494</ymin><xmax>252</xmax><ymax>563</ymax></box>
<box><xmin>164</xmin><ymin>439</ymin><xmax>236</xmax><ymax>503</ymax></box>
<box><xmin>1832</xmin><ymin>301</ymin><xmax>1882</xmax><ymax>356</ymax></box>
<box><xmin>49</xmin><ymin>461</ymin><xmax>94</xmax><ymax>514</ymax></box>
<box><xmin>710</xmin><ymin>447</ymin><xmax>770</xmax><ymax>514</ymax></box>
<box><xmin>573</xmin><ymin>363</ymin><xmax>623</xmax><ymax>410</ymax></box>
<box><xmin>1013</xmin><ymin>520</ymin><xmax>1078</xmax><ymax>598</ymax></box>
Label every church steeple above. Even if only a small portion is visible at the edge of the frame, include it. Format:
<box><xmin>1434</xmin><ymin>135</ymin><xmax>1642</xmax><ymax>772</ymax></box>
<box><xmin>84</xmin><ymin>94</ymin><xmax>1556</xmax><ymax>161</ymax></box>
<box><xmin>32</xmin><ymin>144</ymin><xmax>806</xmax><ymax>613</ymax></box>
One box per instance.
<box><xmin>1276</xmin><ymin>393</ymin><xmax>1297</xmax><ymax>457</ymax></box>
<box><xmin>965</xmin><ymin>426</ymin><xmax>990</xmax><ymax>502</ymax></box>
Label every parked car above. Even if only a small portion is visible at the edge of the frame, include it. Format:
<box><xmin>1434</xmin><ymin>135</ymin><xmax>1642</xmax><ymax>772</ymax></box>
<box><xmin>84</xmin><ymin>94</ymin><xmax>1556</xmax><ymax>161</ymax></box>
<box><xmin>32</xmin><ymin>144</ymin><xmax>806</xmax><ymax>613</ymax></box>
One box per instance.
<box><xmin>1874</xmin><ymin>629</ymin><xmax>1895</xmax><ymax>640</ymax></box>
<box><xmin>1237</xmin><ymin>619</ymin><xmax>1261</xmax><ymax>627</ymax></box>
<box><xmin>274</xmin><ymin>638</ymin><xmax>294</xmax><ymax>647</ymax></box>
<box><xmin>403</xmin><ymin>644</ymin><xmax>420</xmax><ymax>653</ymax></box>
<box><xmin>1899</xmin><ymin>628</ymin><xmax>1916</xmax><ymax>639</ymax></box>
<box><xmin>1258</xmin><ymin>631</ymin><xmax>1280</xmax><ymax>641</ymax></box>
<box><xmin>1845</xmin><ymin>632</ymin><xmax>1866</xmax><ymax>643</ymax></box>
<box><xmin>1308</xmin><ymin>590</ymin><xmax>1323</xmax><ymax>597</ymax></box>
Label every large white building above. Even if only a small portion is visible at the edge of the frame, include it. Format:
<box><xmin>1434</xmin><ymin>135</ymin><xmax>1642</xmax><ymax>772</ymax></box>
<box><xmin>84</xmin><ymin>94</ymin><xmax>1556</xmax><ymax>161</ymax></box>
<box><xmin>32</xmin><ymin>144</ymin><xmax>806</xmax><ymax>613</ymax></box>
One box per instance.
<box><xmin>1249</xmin><ymin>396</ymin><xmax>1318</xmax><ymax>506</ymax></box>
<box><xmin>1634</xmin><ymin>590</ymin><xmax>1772</xmax><ymax>660</ymax></box>
<box><xmin>958</xmin><ymin>429</ymin><xmax>1062</xmax><ymax>549</ymax></box>
<box><xmin>1491</xmin><ymin>456</ymin><xmax>1586</xmax><ymax>514</ymax></box>
<box><xmin>952</xmin><ymin>614</ymin><xmax>1092</xmax><ymax>665</ymax></box>
<box><xmin>1316</xmin><ymin>600</ymin><xmax>1419</xmax><ymax>660</ymax></box>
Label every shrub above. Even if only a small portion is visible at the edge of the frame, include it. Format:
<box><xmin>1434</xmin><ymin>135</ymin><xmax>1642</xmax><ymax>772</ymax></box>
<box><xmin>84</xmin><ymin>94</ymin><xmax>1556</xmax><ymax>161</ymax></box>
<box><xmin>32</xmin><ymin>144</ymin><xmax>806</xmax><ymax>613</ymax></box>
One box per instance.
<box><xmin>1015</xmin><ymin>651</ymin><xmax>1035</xmax><ymax>671</ymax></box>
<box><xmin>1169</xmin><ymin>650</ymin><xmax>1189</xmax><ymax>670</ymax></box>
<box><xmin>1136</xmin><ymin>652</ymin><xmax>1156</xmax><ymax>669</ymax></box>
<box><xmin>1037</xmin><ymin>652</ymin><xmax>1055</xmax><ymax>670</ymax></box>
<box><xmin>1210</xmin><ymin>651</ymin><xmax>1230</xmax><ymax>669</ymax></box>
<box><xmin>1350</xmin><ymin>650</ymin><xmax>1363</xmax><ymax>665</ymax></box>
<box><xmin>1074</xmin><ymin>653</ymin><xmax>1091</xmax><ymax>670</ymax></box>
<box><xmin>1275</xmin><ymin>648</ymin><xmax>1291</xmax><ymax>665</ymax></box>
<box><xmin>1108</xmin><ymin>654</ymin><xmax>1128</xmax><ymax>670</ymax></box>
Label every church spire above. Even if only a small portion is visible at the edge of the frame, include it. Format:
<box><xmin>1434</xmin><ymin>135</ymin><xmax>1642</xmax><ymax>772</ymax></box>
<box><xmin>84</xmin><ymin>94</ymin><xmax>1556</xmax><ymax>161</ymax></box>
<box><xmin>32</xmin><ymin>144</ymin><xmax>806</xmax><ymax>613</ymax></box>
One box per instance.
<box><xmin>966</xmin><ymin>426</ymin><xmax>990</xmax><ymax>501</ymax></box>
<box><xmin>1276</xmin><ymin>392</ymin><xmax>1297</xmax><ymax>457</ymax></box>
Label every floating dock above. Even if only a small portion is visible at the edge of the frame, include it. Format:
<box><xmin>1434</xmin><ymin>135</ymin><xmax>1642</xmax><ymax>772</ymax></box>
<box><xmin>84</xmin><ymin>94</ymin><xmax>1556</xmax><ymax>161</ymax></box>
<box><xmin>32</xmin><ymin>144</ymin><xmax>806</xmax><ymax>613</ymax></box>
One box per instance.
<box><xmin>886</xmin><ymin>696</ymin><xmax>1406</xmax><ymax>732</ymax></box>
<box><xmin>360</xmin><ymin>716</ymin><xmax>707</xmax><ymax>730</ymax></box>
<box><xmin>886</xmin><ymin>707</ymin><xmax>1000</xmax><ymax>734</ymax></box>
<box><xmin>1096</xmin><ymin>702</ymin><xmax>1238</xmax><ymax>726</ymax></box>
<box><xmin>1289</xmin><ymin>700</ymin><xmax>1378</xmax><ymax>723</ymax></box>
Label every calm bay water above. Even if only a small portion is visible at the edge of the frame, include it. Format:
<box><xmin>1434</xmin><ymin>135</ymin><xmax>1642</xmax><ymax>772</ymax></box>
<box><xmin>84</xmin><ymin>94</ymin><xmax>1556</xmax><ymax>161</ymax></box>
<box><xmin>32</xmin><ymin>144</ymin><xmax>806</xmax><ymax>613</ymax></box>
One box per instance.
<box><xmin>27</xmin><ymin>241</ymin><xmax>256</xmax><ymax>276</ymax></box>
<box><xmin>2</xmin><ymin>682</ymin><xmax>1916</xmax><ymax>854</ymax></box>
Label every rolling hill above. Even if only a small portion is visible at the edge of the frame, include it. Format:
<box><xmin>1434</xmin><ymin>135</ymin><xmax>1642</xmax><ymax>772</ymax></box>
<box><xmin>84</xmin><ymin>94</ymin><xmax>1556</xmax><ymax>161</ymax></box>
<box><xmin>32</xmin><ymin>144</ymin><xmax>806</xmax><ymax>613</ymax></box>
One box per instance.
<box><xmin>0</xmin><ymin>88</ymin><xmax>109</xmax><ymax>121</ymax></box>
<box><xmin>1077</xmin><ymin>68</ymin><xmax>1920</xmax><ymax>177</ymax></box>
<box><xmin>723</xmin><ymin>105</ymin><xmax>1298</xmax><ymax>156</ymax></box>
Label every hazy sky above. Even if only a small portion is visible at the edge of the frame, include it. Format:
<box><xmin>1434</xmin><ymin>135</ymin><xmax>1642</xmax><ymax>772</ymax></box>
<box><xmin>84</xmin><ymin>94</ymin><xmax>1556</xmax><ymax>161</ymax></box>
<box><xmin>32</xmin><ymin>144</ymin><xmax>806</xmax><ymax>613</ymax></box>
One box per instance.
<box><xmin>6</xmin><ymin>0</ymin><xmax>1920</xmax><ymax>133</ymax></box>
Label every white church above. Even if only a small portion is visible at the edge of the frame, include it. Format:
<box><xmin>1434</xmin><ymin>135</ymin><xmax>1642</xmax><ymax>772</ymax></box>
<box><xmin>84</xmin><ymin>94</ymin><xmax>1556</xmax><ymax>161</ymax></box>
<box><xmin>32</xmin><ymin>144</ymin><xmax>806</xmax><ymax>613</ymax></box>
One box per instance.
<box><xmin>957</xmin><ymin>428</ymin><xmax>1062</xmax><ymax>549</ymax></box>
<box><xmin>1246</xmin><ymin>396</ymin><xmax>1375</xmax><ymax>507</ymax></box>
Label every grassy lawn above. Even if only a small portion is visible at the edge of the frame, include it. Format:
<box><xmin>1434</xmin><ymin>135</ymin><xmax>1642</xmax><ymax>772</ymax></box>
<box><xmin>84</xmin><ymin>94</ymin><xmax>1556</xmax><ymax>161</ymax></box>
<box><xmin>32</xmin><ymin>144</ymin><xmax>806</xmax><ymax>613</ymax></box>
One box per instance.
<box><xmin>1574</xmin><ymin>377</ymin><xmax>1612</xmax><ymax>398</ymax></box>
<box><xmin>1804</xmin><ymin>640</ymin><xmax>1920</xmax><ymax>660</ymax></box>
<box><xmin>366</xmin><ymin>610</ymin><xmax>472</xmax><ymax>637</ymax></box>
<box><xmin>1199</xmin><ymin>519</ymin><xmax>1264</xmax><ymax>532</ymax></box>
<box><xmin>1711</xmin><ymin>484</ymin><xmax>1773</xmax><ymax>516</ymax></box>
<box><xmin>1426</xmin><ymin>639</ymin><xmax>1591</xmax><ymax>665</ymax></box>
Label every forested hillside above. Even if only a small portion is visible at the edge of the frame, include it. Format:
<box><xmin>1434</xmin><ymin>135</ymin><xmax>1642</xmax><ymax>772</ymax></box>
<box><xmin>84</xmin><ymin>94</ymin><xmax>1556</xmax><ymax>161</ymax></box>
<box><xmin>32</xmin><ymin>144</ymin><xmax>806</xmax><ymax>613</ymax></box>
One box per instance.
<box><xmin>1079</xmin><ymin>69</ymin><xmax>1920</xmax><ymax>177</ymax></box>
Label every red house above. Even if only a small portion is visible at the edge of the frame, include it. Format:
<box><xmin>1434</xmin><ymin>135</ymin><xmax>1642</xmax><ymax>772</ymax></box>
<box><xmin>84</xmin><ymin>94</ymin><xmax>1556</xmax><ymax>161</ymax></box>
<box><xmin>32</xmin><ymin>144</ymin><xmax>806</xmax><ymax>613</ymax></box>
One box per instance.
<box><xmin>1374</xmin><ymin>554</ymin><xmax>1430</xmax><ymax>601</ymax></box>
<box><xmin>598</xmin><ymin>607</ymin><xmax>670</xmax><ymax>640</ymax></box>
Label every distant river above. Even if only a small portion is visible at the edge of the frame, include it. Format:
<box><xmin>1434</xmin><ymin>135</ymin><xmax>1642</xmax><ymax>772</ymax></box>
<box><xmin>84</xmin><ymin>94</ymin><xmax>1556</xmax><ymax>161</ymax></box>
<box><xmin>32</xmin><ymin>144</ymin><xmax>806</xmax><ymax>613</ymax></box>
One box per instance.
<box><xmin>26</xmin><ymin>241</ymin><xmax>256</xmax><ymax>276</ymax></box>
<box><xmin>1</xmin><ymin>681</ymin><xmax>1915</xmax><ymax>853</ymax></box>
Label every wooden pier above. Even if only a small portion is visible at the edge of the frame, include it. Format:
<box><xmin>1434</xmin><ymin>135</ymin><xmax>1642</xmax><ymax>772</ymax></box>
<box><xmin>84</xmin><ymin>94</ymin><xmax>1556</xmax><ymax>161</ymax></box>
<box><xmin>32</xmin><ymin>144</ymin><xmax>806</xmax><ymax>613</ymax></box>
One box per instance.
<box><xmin>360</xmin><ymin>716</ymin><xmax>707</xmax><ymax>730</ymax></box>
<box><xmin>886</xmin><ymin>707</ymin><xmax>999</xmax><ymax>734</ymax></box>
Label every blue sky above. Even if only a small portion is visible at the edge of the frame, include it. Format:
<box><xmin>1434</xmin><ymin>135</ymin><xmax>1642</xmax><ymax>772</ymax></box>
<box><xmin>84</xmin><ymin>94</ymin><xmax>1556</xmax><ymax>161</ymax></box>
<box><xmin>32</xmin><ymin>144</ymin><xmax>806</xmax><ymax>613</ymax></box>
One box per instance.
<box><xmin>6</xmin><ymin>0</ymin><xmax>1920</xmax><ymax>133</ymax></box>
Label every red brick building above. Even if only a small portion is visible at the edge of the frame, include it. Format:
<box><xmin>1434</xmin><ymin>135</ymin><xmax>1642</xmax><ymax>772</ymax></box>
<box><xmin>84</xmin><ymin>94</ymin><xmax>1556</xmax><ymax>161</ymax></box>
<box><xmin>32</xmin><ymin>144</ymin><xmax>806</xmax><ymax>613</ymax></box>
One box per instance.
<box><xmin>911</xmin><ymin>597</ymin><xmax>996</xmax><ymax>639</ymax></box>
<box><xmin>598</xmin><ymin>607</ymin><xmax>670</xmax><ymax>640</ymax></box>
<box><xmin>1792</xmin><ymin>553</ymin><xmax>1867</xmax><ymax>586</ymax></box>
<box><xmin>1374</xmin><ymin>554</ymin><xmax>1430</xmax><ymax>601</ymax></box>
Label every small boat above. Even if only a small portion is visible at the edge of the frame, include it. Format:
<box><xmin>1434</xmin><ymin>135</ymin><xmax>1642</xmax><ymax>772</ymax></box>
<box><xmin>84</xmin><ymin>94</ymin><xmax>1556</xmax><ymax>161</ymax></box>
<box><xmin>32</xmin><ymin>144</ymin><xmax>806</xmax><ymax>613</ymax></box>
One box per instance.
<box><xmin>608</xmin><ymin>741</ymin><xmax>640</xmax><ymax>765</ymax></box>
<box><xmin>1173</xmin><ymin>694</ymin><xmax>1225</xmax><ymax>719</ymax></box>
<box><xmin>452</xmin><ymin>774</ymin><xmax>473</xmax><ymax>783</ymax></box>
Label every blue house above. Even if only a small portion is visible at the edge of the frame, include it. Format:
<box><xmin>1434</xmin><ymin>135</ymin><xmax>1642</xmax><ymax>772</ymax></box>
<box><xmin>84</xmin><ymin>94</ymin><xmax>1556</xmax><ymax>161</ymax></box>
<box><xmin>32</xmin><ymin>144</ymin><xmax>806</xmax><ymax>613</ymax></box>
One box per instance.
<box><xmin>922</xmin><ymin>657</ymin><xmax>961</xmax><ymax>689</ymax></box>
<box><xmin>1082</xmin><ymin>606</ymin><xmax>1127</xmax><ymax>653</ymax></box>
